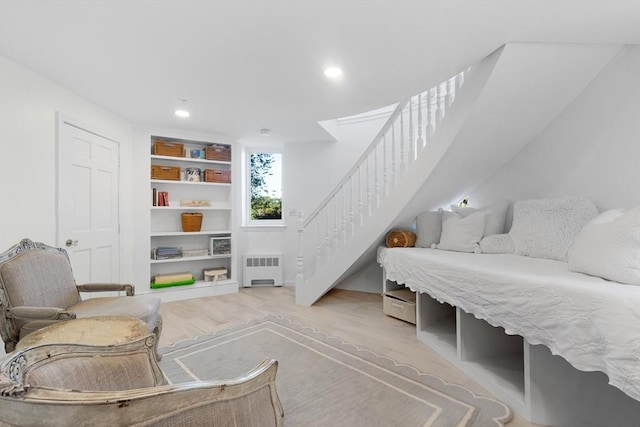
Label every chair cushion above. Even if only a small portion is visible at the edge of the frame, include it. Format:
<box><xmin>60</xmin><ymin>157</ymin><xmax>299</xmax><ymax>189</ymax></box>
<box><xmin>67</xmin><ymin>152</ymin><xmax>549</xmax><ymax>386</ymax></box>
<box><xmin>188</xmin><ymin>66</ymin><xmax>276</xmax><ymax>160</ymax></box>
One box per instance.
<box><xmin>69</xmin><ymin>295</ymin><xmax>162</xmax><ymax>333</ymax></box>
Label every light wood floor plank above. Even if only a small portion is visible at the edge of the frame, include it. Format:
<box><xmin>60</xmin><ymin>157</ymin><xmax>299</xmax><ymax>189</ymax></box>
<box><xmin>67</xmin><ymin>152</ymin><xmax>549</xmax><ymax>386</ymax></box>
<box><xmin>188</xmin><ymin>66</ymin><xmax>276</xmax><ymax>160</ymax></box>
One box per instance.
<box><xmin>159</xmin><ymin>287</ymin><xmax>541</xmax><ymax>427</ymax></box>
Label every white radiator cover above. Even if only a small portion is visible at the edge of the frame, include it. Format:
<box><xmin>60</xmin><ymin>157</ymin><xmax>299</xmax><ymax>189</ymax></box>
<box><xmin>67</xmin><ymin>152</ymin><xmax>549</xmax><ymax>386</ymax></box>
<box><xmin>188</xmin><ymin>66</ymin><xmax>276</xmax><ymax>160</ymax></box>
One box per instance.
<box><xmin>242</xmin><ymin>254</ymin><xmax>283</xmax><ymax>287</ymax></box>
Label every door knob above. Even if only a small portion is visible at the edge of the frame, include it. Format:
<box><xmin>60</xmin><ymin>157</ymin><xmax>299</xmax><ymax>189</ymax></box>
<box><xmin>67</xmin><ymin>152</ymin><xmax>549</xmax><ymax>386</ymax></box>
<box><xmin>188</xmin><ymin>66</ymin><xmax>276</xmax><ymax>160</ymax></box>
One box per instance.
<box><xmin>65</xmin><ymin>239</ymin><xmax>78</xmax><ymax>247</ymax></box>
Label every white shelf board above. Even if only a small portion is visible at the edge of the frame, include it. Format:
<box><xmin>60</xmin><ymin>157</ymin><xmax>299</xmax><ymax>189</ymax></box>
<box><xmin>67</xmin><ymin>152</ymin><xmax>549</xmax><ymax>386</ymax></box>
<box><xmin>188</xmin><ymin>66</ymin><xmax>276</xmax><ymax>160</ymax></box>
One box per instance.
<box><xmin>151</xmin><ymin>154</ymin><xmax>231</xmax><ymax>166</ymax></box>
<box><xmin>147</xmin><ymin>280</ymin><xmax>238</xmax><ymax>302</ymax></box>
<box><xmin>150</xmin><ymin>205</ymin><xmax>231</xmax><ymax>211</ymax></box>
<box><xmin>150</xmin><ymin>230</ymin><xmax>232</xmax><ymax>237</ymax></box>
<box><xmin>151</xmin><ymin>179</ymin><xmax>231</xmax><ymax>187</ymax></box>
<box><xmin>151</xmin><ymin>254</ymin><xmax>232</xmax><ymax>264</ymax></box>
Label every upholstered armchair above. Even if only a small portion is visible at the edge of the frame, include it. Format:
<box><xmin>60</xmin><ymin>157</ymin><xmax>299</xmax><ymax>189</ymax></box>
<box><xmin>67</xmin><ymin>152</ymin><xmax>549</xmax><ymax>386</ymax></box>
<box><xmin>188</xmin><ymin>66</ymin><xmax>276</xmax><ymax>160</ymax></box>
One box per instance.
<box><xmin>0</xmin><ymin>336</ymin><xmax>284</xmax><ymax>427</ymax></box>
<box><xmin>0</xmin><ymin>238</ymin><xmax>162</xmax><ymax>356</ymax></box>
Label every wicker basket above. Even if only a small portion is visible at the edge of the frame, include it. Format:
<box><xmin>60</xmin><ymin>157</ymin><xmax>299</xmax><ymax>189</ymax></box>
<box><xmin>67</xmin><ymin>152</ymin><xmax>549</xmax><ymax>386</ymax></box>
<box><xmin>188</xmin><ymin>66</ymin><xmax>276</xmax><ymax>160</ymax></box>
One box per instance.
<box><xmin>181</xmin><ymin>213</ymin><xmax>203</xmax><ymax>232</ymax></box>
<box><xmin>385</xmin><ymin>230</ymin><xmax>416</xmax><ymax>248</ymax></box>
<box><xmin>153</xmin><ymin>140</ymin><xmax>184</xmax><ymax>157</ymax></box>
<box><xmin>204</xmin><ymin>169</ymin><xmax>231</xmax><ymax>183</ymax></box>
<box><xmin>205</xmin><ymin>144</ymin><xmax>231</xmax><ymax>162</ymax></box>
<box><xmin>151</xmin><ymin>165</ymin><xmax>181</xmax><ymax>180</ymax></box>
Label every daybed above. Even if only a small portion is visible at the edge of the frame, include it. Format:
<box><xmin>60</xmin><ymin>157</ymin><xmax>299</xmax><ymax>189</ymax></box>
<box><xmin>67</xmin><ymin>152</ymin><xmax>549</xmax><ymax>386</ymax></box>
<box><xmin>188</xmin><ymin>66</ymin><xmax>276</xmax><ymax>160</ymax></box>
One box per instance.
<box><xmin>379</xmin><ymin>197</ymin><xmax>640</xmax><ymax>427</ymax></box>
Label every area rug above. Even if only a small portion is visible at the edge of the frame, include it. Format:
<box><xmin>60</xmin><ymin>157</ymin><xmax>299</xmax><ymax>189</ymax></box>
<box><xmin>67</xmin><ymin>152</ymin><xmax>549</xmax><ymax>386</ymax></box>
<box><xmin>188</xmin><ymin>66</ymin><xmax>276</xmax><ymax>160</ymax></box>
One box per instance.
<box><xmin>159</xmin><ymin>315</ymin><xmax>512</xmax><ymax>427</ymax></box>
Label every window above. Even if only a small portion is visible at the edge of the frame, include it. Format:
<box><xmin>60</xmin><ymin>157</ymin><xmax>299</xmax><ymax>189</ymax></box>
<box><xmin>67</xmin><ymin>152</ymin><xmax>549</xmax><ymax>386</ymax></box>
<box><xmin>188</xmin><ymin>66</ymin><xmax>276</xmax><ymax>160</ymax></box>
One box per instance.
<box><xmin>245</xmin><ymin>149</ymin><xmax>283</xmax><ymax>225</ymax></box>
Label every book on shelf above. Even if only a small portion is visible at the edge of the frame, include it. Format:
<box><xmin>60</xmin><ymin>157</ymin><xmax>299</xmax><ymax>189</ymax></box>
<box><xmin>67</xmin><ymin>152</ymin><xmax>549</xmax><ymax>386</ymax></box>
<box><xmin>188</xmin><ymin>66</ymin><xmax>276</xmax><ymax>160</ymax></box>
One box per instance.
<box><xmin>158</xmin><ymin>191</ymin><xmax>169</xmax><ymax>206</ymax></box>
<box><xmin>150</xmin><ymin>278</ymin><xmax>195</xmax><ymax>289</ymax></box>
<box><xmin>152</xmin><ymin>246</ymin><xmax>182</xmax><ymax>260</ymax></box>
<box><xmin>152</xmin><ymin>190</ymin><xmax>170</xmax><ymax>207</ymax></box>
<box><xmin>154</xmin><ymin>271</ymin><xmax>194</xmax><ymax>284</ymax></box>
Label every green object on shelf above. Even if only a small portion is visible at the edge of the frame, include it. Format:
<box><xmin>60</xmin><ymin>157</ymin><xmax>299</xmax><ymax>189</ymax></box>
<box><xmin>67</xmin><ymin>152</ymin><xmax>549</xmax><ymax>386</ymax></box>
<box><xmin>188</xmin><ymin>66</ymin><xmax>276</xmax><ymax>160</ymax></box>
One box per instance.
<box><xmin>150</xmin><ymin>278</ymin><xmax>196</xmax><ymax>289</ymax></box>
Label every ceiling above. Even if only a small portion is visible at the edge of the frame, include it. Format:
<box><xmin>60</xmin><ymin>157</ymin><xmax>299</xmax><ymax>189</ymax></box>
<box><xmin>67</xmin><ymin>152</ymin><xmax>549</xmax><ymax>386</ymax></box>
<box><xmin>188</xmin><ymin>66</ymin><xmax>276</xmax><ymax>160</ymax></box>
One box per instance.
<box><xmin>1</xmin><ymin>1</ymin><xmax>638</xmax><ymax>144</ymax></box>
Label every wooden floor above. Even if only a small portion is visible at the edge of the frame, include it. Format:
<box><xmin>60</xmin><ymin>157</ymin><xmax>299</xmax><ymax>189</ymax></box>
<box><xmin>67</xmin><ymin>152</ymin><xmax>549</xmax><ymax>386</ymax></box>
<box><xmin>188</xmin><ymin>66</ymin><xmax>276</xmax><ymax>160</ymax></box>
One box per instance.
<box><xmin>159</xmin><ymin>286</ymin><xmax>542</xmax><ymax>427</ymax></box>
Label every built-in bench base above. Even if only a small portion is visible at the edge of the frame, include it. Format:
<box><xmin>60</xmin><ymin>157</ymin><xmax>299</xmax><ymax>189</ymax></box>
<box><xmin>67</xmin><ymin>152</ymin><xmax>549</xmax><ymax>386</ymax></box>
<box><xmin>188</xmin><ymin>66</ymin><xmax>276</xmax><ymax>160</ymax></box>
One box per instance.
<box><xmin>385</xmin><ymin>279</ymin><xmax>640</xmax><ymax>426</ymax></box>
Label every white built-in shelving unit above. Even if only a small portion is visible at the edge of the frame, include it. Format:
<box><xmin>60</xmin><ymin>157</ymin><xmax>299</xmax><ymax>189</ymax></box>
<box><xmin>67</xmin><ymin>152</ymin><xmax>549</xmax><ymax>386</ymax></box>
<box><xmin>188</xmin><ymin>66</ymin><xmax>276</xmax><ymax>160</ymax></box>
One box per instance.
<box><xmin>147</xmin><ymin>135</ymin><xmax>237</xmax><ymax>300</ymax></box>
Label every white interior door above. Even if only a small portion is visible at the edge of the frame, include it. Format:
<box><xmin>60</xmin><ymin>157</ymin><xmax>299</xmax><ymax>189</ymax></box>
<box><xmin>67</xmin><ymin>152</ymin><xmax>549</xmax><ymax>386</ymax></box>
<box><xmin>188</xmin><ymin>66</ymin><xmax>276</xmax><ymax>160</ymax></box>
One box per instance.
<box><xmin>57</xmin><ymin>118</ymin><xmax>120</xmax><ymax>286</ymax></box>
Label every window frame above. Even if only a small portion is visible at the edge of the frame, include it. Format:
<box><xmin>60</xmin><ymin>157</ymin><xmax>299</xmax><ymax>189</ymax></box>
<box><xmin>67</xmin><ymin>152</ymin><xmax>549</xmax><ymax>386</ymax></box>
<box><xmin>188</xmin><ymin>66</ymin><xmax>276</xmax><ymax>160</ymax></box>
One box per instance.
<box><xmin>243</xmin><ymin>146</ymin><xmax>285</xmax><ymax>227</ymax></box>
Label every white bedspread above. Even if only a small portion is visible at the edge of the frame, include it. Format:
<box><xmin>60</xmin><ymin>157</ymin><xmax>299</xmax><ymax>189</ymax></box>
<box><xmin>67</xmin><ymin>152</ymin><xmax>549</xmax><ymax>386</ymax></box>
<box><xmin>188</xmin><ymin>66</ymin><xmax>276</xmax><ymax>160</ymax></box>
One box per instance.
<box><xmin>377</xmin><ymin>247</ymin><xmax>640</xmax><ymax>402</ymax></box>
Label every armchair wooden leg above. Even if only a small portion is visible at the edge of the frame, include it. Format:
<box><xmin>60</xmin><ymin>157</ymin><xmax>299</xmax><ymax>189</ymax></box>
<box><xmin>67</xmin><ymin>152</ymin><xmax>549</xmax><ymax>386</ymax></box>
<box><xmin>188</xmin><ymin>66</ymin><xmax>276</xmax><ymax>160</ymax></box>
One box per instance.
<box><xmin>152</xmin><ymin>323</ymin><xmax>163</xmax><ymax>361</ymax></box>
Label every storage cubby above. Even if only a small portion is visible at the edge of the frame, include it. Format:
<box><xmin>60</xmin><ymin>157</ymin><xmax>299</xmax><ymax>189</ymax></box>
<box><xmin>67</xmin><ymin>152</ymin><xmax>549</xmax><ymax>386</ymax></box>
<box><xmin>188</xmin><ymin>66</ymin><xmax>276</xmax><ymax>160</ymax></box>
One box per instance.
<box><xmin>416</xmin><ymin>292</ymin><xmax>457</xmax><ymax>360</ymax></box>
<box><xmin>381</xmin><ymin>263</ymin><xmax>640</xmax><ymax>426</ymax></box>
<box><xmin>457</xmin><ymin>309</ymin><xmax>525</xmax><ymax>408</ymax></box>
<box><xmin>408</xmin><ymin>289</ymin><xmax>640</xmax><ymax>426</ymax></box>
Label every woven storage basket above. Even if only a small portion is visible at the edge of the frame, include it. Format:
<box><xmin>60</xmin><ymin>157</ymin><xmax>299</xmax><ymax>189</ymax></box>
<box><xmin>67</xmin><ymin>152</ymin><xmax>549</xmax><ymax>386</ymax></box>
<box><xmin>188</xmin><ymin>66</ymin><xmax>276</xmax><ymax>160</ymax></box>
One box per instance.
<box><xmin>205</xmin><ymin>144</ymin><xmax>231</xmax><ymax>162</ymax></box>
<box><xmin>151</xmin><ymin>165</ymin><xmax>181</xmax><ymax>180</ymax></box>
<box><xmin>181</xmin><ymin>213</ymin><xmax>203</xmax><ymax>232</ymax></box>
<box><xmin>385</xmin><ymin>230</ymin><xmax>416</xmax><ymax>248</ymax></box>
<box><xmin>204</xmin><ymin>169</ymin><xmax>231</xmax><ymax>183</ymax></box>
<box><xmin>153</xmin><ymin>140</ymin><xmax>184</xmax><ymax>157</ymax></box>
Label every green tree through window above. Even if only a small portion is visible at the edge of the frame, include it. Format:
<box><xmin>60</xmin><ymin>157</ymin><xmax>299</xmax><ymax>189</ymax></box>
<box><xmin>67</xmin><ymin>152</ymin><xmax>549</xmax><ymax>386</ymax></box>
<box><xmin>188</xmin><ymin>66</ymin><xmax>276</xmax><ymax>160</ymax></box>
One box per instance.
<box><xmin>250</xmin><ymin>152</ymin><xmax>282</xmax><ymax>220</ymax></box>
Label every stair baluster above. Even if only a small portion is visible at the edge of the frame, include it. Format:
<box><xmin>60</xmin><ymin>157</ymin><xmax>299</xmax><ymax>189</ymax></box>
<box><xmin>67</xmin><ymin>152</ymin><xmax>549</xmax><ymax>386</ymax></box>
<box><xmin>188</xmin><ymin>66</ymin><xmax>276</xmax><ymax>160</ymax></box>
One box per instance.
<box><xmin>409</xmin><ymin>95</ymin><xmax>415</xmax><ymax>162</ymax></box>
<box><xmin>298</xmin><ymin>68</ymin><xmax>471</xmax><ymax>303</ymax></box>
<box><xmin>399</xmin><ymin>113</ymin><xmax>405</xmax><ymax>173</ymax></box>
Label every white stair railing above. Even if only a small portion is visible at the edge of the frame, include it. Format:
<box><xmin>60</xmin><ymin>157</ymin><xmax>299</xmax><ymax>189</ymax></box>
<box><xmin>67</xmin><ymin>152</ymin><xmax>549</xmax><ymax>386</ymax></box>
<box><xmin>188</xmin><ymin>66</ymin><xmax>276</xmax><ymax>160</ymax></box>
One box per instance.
<box><xmin>296</xmin><ymin>68</ymin><xmax>471</xmax><ymax>289</ymax></box>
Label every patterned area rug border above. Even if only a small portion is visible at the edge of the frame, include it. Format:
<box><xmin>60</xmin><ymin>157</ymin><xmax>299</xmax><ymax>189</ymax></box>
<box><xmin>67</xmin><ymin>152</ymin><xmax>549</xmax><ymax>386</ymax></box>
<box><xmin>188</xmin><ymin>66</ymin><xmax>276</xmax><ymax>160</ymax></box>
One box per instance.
<box><xmin>159</xmin><ymin>314</ymin><xmax>512</xmax><ymax>427</ymax></box>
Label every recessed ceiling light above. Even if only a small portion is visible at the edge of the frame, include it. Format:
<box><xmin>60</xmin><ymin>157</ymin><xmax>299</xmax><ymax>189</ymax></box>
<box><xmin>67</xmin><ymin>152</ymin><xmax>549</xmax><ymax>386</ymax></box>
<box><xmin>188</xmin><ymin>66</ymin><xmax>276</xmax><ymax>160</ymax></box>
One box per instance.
<box><xmin>324</xmin><ymin>67</ymin><xmax>343</xmax><ymax>78</ymax></box>
<box><xmin>175</xmin><ymin>99</ymin><xmax>190</xmax><ymax>118</ymax></box>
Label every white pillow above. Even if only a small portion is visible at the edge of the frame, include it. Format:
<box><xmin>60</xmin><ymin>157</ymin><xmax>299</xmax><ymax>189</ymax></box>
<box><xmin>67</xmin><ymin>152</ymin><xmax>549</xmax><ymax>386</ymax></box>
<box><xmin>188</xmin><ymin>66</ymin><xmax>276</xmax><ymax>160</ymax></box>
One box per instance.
<box><xmin>479</xmin><ymin>233</ymin><xmax>515</xmax><ymax>254</ymax></box>
<box><xmin>437</xmin><ymin>211</ymin><xmax>486</xmax><ymax>253</ymax></box>
<box><xmin>415</xmin><ymin>209</ymin><xmax>443</xmax><ymax>248</ymax></box>
<box><xmin>509</xmin><ymin>196</ymin><xmax>599</xmax><ymax>261</ymax></box>
<box><xmin>451</xmin><ymin>200</ymin><xmax>509</xmax><ymax>237</ymax></box>
<box><xmin>568</xmin><ymin>207</ymin><xmax>640</xmax><ymax>285</ymax></box>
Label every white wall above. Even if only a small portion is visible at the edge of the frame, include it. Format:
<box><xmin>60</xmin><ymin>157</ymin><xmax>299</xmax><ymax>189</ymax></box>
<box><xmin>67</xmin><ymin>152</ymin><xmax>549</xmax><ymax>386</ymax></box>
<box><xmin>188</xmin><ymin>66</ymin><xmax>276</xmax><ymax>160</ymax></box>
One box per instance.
<box><xmin>0</xmin><ymin>54</ymin><xmax>135</xmax><ymax>282</ymax></box>
<box><xmin>470</xmin><ymin>45</ymin><xmax>640</xmax><ymax>212</ymax></box>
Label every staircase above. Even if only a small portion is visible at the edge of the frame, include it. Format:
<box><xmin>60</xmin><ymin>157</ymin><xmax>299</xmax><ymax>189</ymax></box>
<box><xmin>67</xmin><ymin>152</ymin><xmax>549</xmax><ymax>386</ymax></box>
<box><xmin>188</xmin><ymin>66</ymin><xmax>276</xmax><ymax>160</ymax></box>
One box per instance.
<box><xmin>294</xmin><ymin>42</ymin><xmax>624</xmax><ymax>306</ymax></box>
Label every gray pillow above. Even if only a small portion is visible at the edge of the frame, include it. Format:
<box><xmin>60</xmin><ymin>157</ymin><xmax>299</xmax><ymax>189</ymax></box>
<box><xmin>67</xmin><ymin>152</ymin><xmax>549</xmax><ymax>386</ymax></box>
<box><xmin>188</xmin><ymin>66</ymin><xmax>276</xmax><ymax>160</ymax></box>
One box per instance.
<box><xmin>415</xmin><ymin>209</ymin><xmax>443</xmax><ymax>248</ymax></box>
